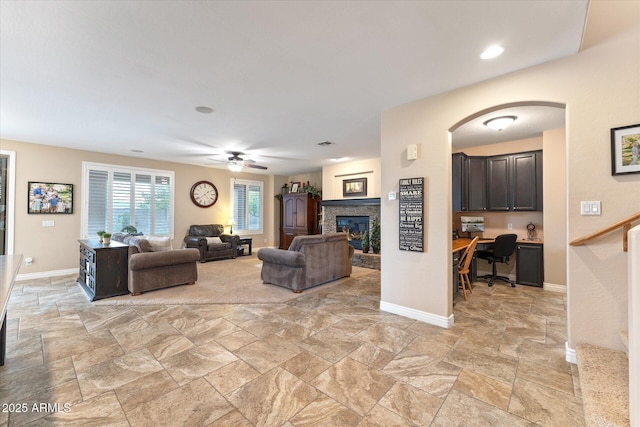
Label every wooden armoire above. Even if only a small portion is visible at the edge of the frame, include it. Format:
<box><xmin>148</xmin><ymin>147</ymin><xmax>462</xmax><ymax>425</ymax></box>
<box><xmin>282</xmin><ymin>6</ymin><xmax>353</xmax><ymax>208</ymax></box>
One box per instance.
<box><xmin>279</xmin><ymin>192</ymin><xmax>321</xmax><ymax>249</ymax></box>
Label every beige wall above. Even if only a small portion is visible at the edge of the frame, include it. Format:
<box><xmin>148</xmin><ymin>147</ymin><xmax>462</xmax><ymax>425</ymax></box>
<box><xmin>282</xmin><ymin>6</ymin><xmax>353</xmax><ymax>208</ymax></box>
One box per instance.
<box><xmin>2</xmin><ymin>139</ymin><xmax>278</xmax><ymax>275</ymax></box>
<box><xmin>322</xmin><ymin>158</ymin><xmax>381</xmax><ymax>200</ymax></box>
<box><xmin>543</xmin><ymin>129</ymin><xmax>567</xmax><ymax>287</ymax></box>
<box><xmin>381</xmin><ymin>25</ymin><xmax>639</xmax><ymax>350</ymax></box>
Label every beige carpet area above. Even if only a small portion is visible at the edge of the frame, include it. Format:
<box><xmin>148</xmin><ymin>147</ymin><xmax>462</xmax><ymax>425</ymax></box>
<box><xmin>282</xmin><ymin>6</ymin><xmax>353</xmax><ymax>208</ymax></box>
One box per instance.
<box><xmin>94</xmin><ymin>255</ymin><xmax>375</xmax><ymax>305</ymax></box>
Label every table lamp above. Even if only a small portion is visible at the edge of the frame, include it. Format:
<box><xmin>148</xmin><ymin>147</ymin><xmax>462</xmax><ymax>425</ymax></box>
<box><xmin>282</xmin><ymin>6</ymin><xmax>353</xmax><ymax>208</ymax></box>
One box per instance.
<box><xmin>227</xmin><ymin>218</ymin><xmax>236</xmax><ymax>234</ymax></box>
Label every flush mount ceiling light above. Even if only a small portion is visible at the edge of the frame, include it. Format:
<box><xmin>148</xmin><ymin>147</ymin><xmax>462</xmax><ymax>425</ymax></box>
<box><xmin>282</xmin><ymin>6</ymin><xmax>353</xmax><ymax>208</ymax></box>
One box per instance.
<box><xmin>483</xmin><ymin>115</ymin><xmax>517</xmax><ymax>131</ymax></box>
<box><xmin>195</xmin><ymin>106</ymin><xmax>214</xmax><ymax>114</ymax></box>
<box><xmin>480</xmin><ymin>45</ymin><xmax>504</xmax><ymax>60</ymax></box>
<box><xmin>227</xmin><ymin>162</ymin><xmax>243</xmax><ymax>172</ymax></box>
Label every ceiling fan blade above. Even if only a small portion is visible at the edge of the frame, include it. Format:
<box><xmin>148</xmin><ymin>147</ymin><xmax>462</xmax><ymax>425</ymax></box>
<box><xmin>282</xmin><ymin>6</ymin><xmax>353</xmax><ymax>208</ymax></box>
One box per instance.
<box><xmin>245</xmin><ymin>163</ymin><xmax>268</xmax><ymax>170</ymax></box>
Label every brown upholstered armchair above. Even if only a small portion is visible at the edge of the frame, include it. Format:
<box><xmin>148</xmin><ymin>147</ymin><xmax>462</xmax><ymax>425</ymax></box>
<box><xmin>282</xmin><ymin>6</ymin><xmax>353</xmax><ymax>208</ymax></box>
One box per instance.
<box><xmin>184</xmin><ymin>224</ymin><xmax>239</xmax><ymax>262</ymax></box>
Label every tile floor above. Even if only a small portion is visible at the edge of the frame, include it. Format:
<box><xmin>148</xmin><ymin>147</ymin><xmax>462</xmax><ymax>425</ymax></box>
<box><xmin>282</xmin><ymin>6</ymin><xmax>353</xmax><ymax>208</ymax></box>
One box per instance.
<box><xmin>0</xmin><ymin>267</ymin><xmax>585</xmax><ymax>426</ymax></box>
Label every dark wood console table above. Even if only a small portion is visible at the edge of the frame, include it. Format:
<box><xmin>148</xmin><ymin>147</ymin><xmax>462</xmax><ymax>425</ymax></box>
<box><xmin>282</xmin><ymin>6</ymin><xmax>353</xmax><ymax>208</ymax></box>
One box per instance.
<box><xmin>1</xmin><ymin>254</ymin><xmax>22</xmax><ymax>366</ymax></box>
<box><xmin>78</xmin><ymin>240</ymin><xmax>129</xmax><ymax>301</ymax></box>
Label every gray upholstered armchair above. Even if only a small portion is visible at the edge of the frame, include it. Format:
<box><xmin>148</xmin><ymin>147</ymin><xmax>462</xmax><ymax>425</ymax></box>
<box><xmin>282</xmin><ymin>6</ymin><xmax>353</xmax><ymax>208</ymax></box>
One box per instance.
<box><xmin>257</xmin><ymin>233</ymin><xmax>354</xmax><ymax>292</ymax></box>
<box><xmin>184</xmin><ymin>224</ymin><xmax>239</xmax><ymax>262</ymax></box>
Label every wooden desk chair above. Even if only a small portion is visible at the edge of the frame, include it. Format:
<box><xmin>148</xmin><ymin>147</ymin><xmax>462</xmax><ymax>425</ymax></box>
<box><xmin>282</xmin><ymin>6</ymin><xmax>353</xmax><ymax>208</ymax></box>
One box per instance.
<box><xmin>458</xmin><ymin>236</ymin><xmax>479</xmax><ymax>300</ymax></box>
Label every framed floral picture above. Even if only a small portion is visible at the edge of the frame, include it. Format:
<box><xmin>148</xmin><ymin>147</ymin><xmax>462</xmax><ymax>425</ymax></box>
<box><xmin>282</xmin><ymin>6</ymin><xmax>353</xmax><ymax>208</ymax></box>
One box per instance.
<box><xmin>28</xmin><ymin>181</ymin><xmax>74</xmax><ymax>214</ymax></box>
<box><xmin>611</xmin><ymin>124</ymin><xmax>640</xmax><ymax>175</ymax></box>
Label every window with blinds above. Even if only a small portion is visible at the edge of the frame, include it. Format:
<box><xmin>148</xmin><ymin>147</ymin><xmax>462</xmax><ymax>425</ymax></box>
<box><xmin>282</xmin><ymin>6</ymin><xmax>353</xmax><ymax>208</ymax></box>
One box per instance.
<box><xmin>231</xmin><ymin>179</ymin><xmax>263</xmax><ymax>234</ymax></box>
<box><xmin>82</xmin><ymin>162</ymin><xmax>174</xmax><ymax>238</ymax></box>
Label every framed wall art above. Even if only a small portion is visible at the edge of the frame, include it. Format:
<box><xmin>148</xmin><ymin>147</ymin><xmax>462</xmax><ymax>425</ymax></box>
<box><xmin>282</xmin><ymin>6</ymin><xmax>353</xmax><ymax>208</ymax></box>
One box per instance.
<box><xmin>611</xmin><ymin>123</ymin><xmax>640</xmax><ymax>175</ymax></box>
<box><xmin>343</xmin><ymin>177</ymin><xmax>367</xmax><ymax>197</ymax></box>
<box><xmin>28</xmin><ymin>181</ymin><xmax>74</xmax><ymax>214</ymax></box>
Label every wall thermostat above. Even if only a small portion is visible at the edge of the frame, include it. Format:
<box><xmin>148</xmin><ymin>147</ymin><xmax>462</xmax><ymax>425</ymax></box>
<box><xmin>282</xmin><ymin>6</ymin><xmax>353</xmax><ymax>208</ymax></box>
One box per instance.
<box><xmin>388</xmin><ymin>191</ymin><xmax>397</xmax><ymax>200</ymax></box>
<box><xmin>407</xmin><ymin>144</ymin><xmax>418</xmax><ymax>160</ymax></box>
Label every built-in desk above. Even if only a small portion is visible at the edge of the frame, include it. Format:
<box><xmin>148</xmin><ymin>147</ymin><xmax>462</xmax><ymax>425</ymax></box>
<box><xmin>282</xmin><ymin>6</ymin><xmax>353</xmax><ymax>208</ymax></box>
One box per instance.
<box><xmin>453</xmin><ymin>238</ymin><xmax>544</xmax><ymax>293</ymax></box>
<box><xmin>1</xmin><ymin>255</ymin><xmax>22</xmax><ymax>366</ymax></box>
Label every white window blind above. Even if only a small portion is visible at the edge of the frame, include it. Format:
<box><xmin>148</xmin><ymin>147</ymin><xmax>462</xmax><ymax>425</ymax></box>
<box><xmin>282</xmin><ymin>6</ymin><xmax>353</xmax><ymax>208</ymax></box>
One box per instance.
<box><xmin>82</xmin><ymin>162</ymin><xmax>174</xmax><ymax>238</ymax></box>
<box><xmin>231</xmin><ymin>179</ymin><xmax>263</xmax><ymax>234</ymax></box>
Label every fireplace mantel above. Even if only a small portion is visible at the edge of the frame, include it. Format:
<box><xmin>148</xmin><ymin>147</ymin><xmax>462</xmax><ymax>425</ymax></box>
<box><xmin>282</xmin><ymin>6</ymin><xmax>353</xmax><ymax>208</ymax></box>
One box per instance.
<box><xmin>321</xmin><ymin>198</ymin><xmax>380</xmax><ymax>207</ymax></box>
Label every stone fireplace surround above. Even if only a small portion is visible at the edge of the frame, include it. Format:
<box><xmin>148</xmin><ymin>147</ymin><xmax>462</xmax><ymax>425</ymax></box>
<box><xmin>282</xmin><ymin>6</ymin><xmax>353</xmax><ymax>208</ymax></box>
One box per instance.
<box><xmin>322</xmin><ymin>198</ymin><xmax>381</xmax><ymax>269</ymax></box>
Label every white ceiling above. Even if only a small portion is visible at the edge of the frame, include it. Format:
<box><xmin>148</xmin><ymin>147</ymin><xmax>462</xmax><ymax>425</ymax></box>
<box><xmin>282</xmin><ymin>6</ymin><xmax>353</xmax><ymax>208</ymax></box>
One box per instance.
<box><xmin>0</xmin><ymin>1</ymin><xmax>590</xmax><ymax>175</ymax></box>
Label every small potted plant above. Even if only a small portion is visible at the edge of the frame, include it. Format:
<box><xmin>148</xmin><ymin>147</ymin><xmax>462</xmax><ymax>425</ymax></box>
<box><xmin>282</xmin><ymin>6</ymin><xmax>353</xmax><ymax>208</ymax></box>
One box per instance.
<box><xmin>370</xmin><ymin>219</ymin><xmax>381</xmax><ymax>254</ymax></box>
<box><xmin>102</xmin><ymin>233</ymin><xmax>112</xmax><ymax>245</ymax></box>
<box><xmin>96</xmin><ymin>231</ymin><xmax>105</xmax><ymax>243</ymax></box>
<box><xmin>361</xmin><ymin>230</ymin><xmax>370</xmax><ymax>253</ymax></box>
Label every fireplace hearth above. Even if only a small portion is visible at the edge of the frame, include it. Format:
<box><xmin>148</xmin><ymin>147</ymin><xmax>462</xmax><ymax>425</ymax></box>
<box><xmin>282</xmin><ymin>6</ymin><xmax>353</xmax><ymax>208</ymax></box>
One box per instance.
<box><xmin>336</xmin><ymin>216</ymin><xmax>369</xmax><ymax>250</ymax></box>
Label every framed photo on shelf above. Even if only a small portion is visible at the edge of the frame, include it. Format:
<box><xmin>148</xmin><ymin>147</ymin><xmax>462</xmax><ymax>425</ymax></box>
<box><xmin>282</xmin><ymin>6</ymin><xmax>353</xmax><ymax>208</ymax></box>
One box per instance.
<box><xmin>28</xmin><ymin>181</ymin><xmax>74</xmax><ymax>214</ymax></box>
<box><xmin>343</xmin><ymin>177</ymin><xmax>367</xmax><ymax>197</ymax></box>
<box><xmin>611</xmin><ymin>123</ymin><xmax>640</xmax><ymax>175</ymax></box>
<box><xmin>291</xmin><ymin>182</ymin><xmax>299</xmax><ymax>193</ymax></box>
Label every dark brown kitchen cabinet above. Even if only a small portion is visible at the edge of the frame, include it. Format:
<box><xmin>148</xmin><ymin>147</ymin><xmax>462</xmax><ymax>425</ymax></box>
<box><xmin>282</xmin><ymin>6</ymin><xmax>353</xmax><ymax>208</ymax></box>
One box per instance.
<box><xmin>279</xmin><ymin>193</ymin><xmax>321</xmax><ymax>249</ymax></box>
<box><xmin>452</xmin><ymin>153</ymin><xmax>468</xmax><ymax>212</ymax></box>
<box><xmin>512</xmin><ymin>151</ymin><xmax>543</xmax><ymax>211</ymax></box>
<box><xmin>467</xmin><ymin>157</ymin><xmax>487</xmax><ymax>211</ymax></box>
<box><xmin>516</xmin><ymin>243</ymin><xmax>544</xmax><ymax>287</ymax></box>
<box><xmin>452</xmin><ymin>150</ymin><xmax>542</xmax><ymax>212</ymax></box>
<box><xmin>453</xmin><ymin>153</ymin><xmax>486</xmax><ymax>211</ymax></box>
<box><xmin>487</xmin><ymin>155</ymin><xmax>511</xmax><ymax>211</ymax></box>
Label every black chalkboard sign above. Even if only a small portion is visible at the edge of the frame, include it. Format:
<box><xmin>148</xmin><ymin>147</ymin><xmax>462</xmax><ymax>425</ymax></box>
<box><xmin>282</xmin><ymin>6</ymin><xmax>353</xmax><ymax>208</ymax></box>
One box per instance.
<box><xmin>399</xmin><ymin>177</ymin><xmax>424</xmax><ymax>252</ymax></box>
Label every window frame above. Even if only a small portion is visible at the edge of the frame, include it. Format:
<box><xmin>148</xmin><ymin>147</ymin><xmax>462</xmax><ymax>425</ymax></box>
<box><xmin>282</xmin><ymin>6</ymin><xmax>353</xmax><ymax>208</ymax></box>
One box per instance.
<box><xmin>230</xmin><ymin>178</ymin><xmax>264</xmax><ymax>235</ymax></box>
<box><xmin>81</xmin><ymin>162</ymin><xmax>175</xmax><ymax>239</ymax></box>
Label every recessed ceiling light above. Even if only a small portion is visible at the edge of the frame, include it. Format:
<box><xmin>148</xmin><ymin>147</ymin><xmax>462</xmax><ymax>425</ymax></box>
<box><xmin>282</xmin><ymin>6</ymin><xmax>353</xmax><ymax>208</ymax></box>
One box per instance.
<box><xmin>481</xmin><ymin>45</ymin><xmax>504</xmax><ymax>60</ymax></box>
<box><xmin>484</xmin><ymin>116</ymin><xmax>517</xmax><ymax>131</ymax></box>
<box><xmin>317</xmin><ymin>141</ymin><xmax>333</xmax><ymax>146</ymax></box>
<box><xmin>195</xmin><ymin>106</ymin><xmax>214</xmax><ymax>114</ymax></box>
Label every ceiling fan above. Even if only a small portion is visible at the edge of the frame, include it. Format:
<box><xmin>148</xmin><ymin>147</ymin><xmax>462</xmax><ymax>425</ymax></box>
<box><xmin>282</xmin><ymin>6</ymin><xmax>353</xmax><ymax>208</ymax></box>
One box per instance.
<box><xmin>214</xmin><ymin>151</ymin><xmax>268</xmax><ymax>171</ymax></box>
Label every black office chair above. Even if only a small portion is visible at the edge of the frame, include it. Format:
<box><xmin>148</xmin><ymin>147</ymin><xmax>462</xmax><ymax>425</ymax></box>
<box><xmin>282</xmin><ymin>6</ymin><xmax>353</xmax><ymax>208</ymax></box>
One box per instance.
<box><xmin>476</xmin><ymin>233</ymin><xmax>517</xmax><ymax>287</ymax></box>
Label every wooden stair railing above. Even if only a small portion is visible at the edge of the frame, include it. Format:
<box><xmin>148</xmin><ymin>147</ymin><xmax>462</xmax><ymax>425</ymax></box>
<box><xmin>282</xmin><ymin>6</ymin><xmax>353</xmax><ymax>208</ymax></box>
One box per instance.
<box><xmin>570</xmin><ymin>211</ymin><xmax>640</xmax><ymax>252</ymax></box>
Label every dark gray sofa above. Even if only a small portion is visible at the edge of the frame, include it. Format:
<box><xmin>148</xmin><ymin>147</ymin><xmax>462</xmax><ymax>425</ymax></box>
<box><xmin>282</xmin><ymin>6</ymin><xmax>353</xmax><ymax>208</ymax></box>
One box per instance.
<box><xmin>112</xmin><ymin>233</ymin><xmax>199</xmax><ymax>295</ymax></box>
<box><xmin>184</xmin><ymin>224</ymin><xmax>239</xmax><ymax>262</ymax></box>
<box><xmin>257</xmin><ymin>233</ymin><xmax>354</xmax><ymax>292</ymax></box>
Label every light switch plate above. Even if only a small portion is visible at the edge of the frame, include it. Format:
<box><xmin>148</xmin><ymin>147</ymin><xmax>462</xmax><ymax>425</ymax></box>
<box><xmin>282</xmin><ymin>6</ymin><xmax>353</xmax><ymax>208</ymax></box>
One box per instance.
<box><xmin>580</xmin><ymin>201</ymin><xmax>601</xmax><ymax>216</ymax></box>
<box><xmin>42</xmin><ymin>220</ymin><xmax>54</xmax><ymax>227</ymax></box>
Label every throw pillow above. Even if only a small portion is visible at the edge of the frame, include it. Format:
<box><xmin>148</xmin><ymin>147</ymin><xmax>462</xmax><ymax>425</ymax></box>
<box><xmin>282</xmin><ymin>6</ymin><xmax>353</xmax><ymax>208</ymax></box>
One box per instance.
<box><xmin>206</xmin><ymin>237</ymin><xmax>222</xmax><ymax>245</ymax></box>
<box><xmin>143</xmin><ymin>235</ymin><xmax>173</xmax><ymax>251</ymax></box>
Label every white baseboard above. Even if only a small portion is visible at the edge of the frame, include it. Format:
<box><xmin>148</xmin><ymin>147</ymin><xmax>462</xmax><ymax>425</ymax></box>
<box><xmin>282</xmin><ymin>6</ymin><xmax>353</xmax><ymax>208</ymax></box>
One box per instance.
<box><xmin>380</xmin><ymin>300</ymin><xmax>454</xmax><ymax>329</ymax></box>
<box><xmin>566</xmin><ymin>341</ymin><xmax>577</xmax><ymax>364</ymax></box>
<box><xmin>16</xmin><ymin>268</ymin><xmax>78</xmax><ymax>282</ymax></box>
<box><xmin>544</xmin><ymin>282</ymin><xmax>567</xmax><ymax>293</ymax></box>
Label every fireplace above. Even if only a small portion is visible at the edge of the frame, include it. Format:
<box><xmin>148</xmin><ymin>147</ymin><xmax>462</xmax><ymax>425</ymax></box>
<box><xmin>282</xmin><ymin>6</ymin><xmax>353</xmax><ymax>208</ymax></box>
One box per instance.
<box><xmin>336</xmin><ymin>216</ymin><xmax>369</xmax><ymax>250</ymax></box>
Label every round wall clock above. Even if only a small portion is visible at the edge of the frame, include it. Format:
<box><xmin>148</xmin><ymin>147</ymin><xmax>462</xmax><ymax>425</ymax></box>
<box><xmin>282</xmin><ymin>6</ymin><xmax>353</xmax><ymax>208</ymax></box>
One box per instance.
<box><xmin>190</xmin><ymin>180</ymin><xmax>218</xmax><ymax>208</ymax></box>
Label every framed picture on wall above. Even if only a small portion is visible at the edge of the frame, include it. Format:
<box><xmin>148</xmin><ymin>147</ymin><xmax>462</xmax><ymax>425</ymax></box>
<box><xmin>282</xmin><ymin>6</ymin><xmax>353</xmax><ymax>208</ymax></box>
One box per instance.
<box><xmin>28</xmin><ymin>181</ymin><xmax>74</xmax><ymax>214</ymax></box>
<box><xmin>343</xmin><ymin>177</ymin><xmax>367</xmax><ymax>197</ymax></box>
<box><xmin>611</xmin><ymin>123</ymin><xmax>640</xmax><ymax>175</ymax></box>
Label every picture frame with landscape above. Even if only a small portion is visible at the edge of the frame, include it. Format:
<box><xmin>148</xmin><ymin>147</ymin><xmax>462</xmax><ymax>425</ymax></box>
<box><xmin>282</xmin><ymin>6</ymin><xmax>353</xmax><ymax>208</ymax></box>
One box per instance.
<box><xmin>343</xmin><ymin>177</ymin><xmax>367</xmax><ymax>197</ymax></box>
<box><xmin>611</xmin><ymin>123</ymin><xmax>640</xmax><ymax>175</ymax></box>
<box><xmin>28</xmin><ymin>181</ymin><xmax>74</xmax><ymax>214</ymax></box>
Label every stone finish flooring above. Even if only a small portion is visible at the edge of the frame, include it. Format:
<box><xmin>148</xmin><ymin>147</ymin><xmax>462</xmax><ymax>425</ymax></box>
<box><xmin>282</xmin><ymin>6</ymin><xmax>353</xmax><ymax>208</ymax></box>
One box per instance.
<box><xmin>0</xmin><ymin>269</ymin><xmax>585</xmax><ymax>426</ymax></box>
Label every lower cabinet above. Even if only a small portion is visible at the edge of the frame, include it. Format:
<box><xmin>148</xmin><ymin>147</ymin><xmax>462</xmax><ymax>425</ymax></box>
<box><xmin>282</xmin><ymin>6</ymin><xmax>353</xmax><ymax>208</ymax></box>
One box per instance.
<box><xmin>516</xmin><ymin>243</ymin><xmax>544</xmax><ymax>287</ymax></box>
<box><xmin>78</xmin><ymin>239</ymin><xmax>129</xmax><ymax>301</ymax></box>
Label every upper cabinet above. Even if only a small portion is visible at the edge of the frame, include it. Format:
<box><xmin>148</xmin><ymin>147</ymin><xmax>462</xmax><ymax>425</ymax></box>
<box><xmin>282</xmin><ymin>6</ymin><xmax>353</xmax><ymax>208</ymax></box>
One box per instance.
<box><xmin>453</xmin><ymin>150</ymin><xmax>542</xmax><ymax>212</ymax></box>
<box><xmin>467</xmin><ymin>157</ymin><xmax>487</xmax><ymax>211</ymax></box>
